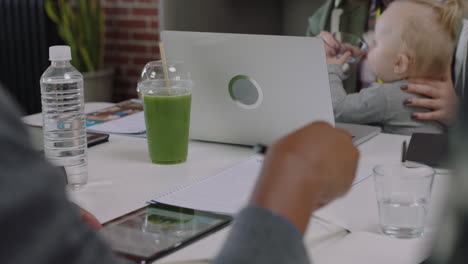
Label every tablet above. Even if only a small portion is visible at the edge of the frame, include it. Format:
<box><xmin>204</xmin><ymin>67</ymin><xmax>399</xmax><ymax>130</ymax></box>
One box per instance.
<box><xmin>99</xmin><ymin>203</ymin><xmax>232</xmax><ymax>263</ymax></box>
<box><xmin>25</xmin><ymin>125</ymin><xmax>109</xmax><ymax>151</ymax></box>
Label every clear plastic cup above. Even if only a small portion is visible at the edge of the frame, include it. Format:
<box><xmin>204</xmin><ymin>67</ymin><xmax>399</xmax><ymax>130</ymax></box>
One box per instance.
<box><xmin>138</xmin><ymin>60</ymin><xmax>191</xmax><ymax>90</ymax></box>
<box><xmin>137</xmin><ymin>61</ymin><xmax>192</xmax><ymax>164</ymax></box>
<box><xmin>332</xmin><ymin>31</ymin><xmax>368</xmax><ymax>64</ymax></box>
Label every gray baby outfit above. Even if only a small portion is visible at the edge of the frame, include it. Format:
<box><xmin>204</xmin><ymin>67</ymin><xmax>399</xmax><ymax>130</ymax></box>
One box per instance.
<box><xmin>328</xmin><ymin>64</ymin><xmax>444</xmax><ymax>135</ymax></box>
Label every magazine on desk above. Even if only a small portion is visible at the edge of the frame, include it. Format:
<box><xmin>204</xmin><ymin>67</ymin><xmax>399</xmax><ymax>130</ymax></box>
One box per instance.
<box><xmin>86</xmin><ymin>99</ymin><xmax>146</xmax><ymax>135</ymax></box>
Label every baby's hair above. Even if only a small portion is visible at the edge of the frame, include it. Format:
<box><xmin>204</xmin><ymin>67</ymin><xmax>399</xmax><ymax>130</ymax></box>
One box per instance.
<box><xmin>396</xmin><ymin>0</ymin><xmax>465</xmax><ymax>77</ymax></box>
<box><xmin>411</xmin><ymin>0</ymin><xmax>464</xmax><ymax>40</ymax></box>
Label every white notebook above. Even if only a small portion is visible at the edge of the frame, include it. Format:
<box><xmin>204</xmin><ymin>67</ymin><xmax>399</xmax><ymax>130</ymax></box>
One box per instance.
<box><xmin>151</xmin><ymin>155</ymin><xmax>372</xmax><ymax>215</ymax></box>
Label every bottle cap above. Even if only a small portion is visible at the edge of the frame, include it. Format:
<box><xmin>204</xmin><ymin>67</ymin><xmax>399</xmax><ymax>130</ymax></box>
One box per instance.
<box><xmin>49</xmin><ymin>46</ymin><xmax>72</xmax><ymax>61</ymax></box>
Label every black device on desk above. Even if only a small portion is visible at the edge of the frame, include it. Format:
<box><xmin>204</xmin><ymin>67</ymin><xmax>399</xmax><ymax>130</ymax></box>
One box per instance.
<box><xmin>405</xmin><ymin>133</ymin><xmax>450</xmax><ymax>173</ymax></box>
<box><xmin>26</xmin><ymin>125</ymin><xmax>110</xmax><ymax>151</ymax></box>
<box><xmin>99</xmin><ymin>203</ymin><xmax>232</xmax><ymax>263</ymax></box>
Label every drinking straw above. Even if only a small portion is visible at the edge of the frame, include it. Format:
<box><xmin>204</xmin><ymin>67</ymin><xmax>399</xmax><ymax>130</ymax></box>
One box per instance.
<box><xmin>159</xmin><ymin>42</ymin><xmax>171</xmax><ymax>89</ymax></box>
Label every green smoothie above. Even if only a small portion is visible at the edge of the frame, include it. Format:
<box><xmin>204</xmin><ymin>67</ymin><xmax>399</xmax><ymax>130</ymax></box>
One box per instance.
<box><xmin>143</xmin><ymin>93</ymin><xmax>192</xmax><ymax>164</ymax></box>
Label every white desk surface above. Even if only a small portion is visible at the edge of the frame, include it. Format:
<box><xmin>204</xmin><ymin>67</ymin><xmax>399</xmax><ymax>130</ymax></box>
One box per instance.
<box><xmin>23</xmin><ymin>103</ymin><xmax>448</xmax><ymax>264</ymax></box>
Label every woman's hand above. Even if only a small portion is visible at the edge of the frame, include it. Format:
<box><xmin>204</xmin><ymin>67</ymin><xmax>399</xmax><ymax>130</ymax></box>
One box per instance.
<box><xmin>403</xmin><ymin>74</ymin><xmax>459</xmax><ymax>125</ymax></box>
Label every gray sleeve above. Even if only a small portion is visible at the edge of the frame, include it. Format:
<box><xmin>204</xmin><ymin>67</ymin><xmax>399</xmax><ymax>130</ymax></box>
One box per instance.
<box><xmin>328</xmin><ymin>64</ymin><xmax>388</xmax><ymax>124</ymax></box>
<box><xmin>213</xmin><ymin>205</ymin><xmax>310</xmax><ymax>264</ymax></box>
<box><xmin>0</xmin><ymin>87</ymin><xmax>129</xmax><ymax>264</ymax></box>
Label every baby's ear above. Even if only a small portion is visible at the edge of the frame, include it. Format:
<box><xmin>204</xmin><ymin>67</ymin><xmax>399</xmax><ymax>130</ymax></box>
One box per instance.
<box><xmin>394</xmin><ymin>54</ymin><xmax>410</xmax><ymax>75</ymax></box>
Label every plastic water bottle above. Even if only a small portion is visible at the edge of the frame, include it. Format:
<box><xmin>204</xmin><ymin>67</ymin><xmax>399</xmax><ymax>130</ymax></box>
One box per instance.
<box><xmin>40</xmin><ymin>46</ymin><xmax>87</xmax><ymax>189</ymax></box>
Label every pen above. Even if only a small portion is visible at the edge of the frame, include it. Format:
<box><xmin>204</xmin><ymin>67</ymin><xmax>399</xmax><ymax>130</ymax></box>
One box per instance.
<box><xmin>253</xmin><ymin>144</ymin><xmax>268</xmax><ymax>155</ymax></box>
<box><xmin>401</xmin><ymin>140</ymin><xmax>407</xmax><ymax>163</ymax></box>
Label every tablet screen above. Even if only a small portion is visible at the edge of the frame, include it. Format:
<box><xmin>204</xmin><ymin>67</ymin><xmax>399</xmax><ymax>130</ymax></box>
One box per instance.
<box><xmin>25</xmin><ymin>125</ymin><xmax>109</xmax><ymax>151</ymax></box>
<box><xmin>99</xmin><ymin>203</ymin><xmax>232</xmax><ymax>262</ymax></box>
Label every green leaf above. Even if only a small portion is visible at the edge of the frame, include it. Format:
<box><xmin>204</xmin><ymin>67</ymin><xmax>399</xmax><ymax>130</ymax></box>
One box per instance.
<box><xmin>95</xmin><ymin>0</ymin><xmax>105</xmax><ymax>70</ymax></box>
<box><xmin>61</xmin><ymin>2</ymin><xmax>81</xmax><ymax>70</ymax></box>
<box><xmin>44</xmin><ymin>0</ymin><xmax>60</xmax><ymax>24</ymax></box>
<box><xmin>44</xmin><ymin>0</ymin><xmax>106</xmax><ymax>72</ymax></box>
<box><xmin>79</xmin><ymin>0</ymin><xmax>94</xmax><ymax>69</ymax></box>
<box><xmin>58</xmin><ymin>26</ymin><xmax>81</xmax><ymax>70</ymax></box>
<box><xmin>78</xmin><ymin>45</ymin><xmax>95</xmax><ymax>72</ymax></box>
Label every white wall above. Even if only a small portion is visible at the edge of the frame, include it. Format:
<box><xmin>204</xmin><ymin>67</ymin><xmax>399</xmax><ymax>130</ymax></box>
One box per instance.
<box><xmin>161</xmin><ymin>0</ymin><xmax>283</xmax><ymax>35</ymax></box>
<box><xmin>282</xmin><ymin>0</ymin><xmax>327</xmax><ymax>36</ymax></box>
<box><xmin>161</xmin><ymin>0</ymin><xmax>326</xmax><ymax>36</ymax></box>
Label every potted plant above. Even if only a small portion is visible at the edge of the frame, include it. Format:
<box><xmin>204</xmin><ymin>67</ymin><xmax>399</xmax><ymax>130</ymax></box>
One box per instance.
<box><xmin>45</xmin><ymin>0</ymin><xmax>114</xmax><ymax>102</ymax></box>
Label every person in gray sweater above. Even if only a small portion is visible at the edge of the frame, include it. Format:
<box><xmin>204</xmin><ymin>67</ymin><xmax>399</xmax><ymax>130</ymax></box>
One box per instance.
<box><xmin>320</xmin><ymin>0</ymin><xmax>462</xmax><ymax>135</ymax></box>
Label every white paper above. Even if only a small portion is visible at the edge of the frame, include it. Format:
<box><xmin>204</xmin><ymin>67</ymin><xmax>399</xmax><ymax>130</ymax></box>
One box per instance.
<box><xmin>87</xmin><ymin>111</ymin><xmax>146</xmax><ymax>134</ymax></box>
<box><xmin>313</xmin><ymin>231</ymin><xmax>433</xmax><ymax>264</ymax></box>
<box><xmin>152</xmin><ymin>155</ymin><xmax>263</xmax><ymax>214</ymax></box>
<box><xmin>152</xmin><ymin>155</ymin><xmax>373</xmax><ymax>215</ymax></box>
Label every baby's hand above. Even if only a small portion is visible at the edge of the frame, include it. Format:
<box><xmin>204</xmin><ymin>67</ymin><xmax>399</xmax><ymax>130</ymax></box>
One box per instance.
<box><xmin>316</xmin><ymin>31</ymin><xmax>354</xmax><ymax>66</ymax></box>
<box><xmin>327</xmin><ymin>51</ymin><xmax>352</xmax><ymax>65</ymax></box>
<box><xmin>317</xmin><ymin>31</ymin><xmax>341</xmax><ymax>56</ymax></box>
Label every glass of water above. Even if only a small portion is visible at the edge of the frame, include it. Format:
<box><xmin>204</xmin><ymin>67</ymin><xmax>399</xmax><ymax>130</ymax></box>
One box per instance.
<box><xmin>373</xmin><ymin>164</ymin><xmax>435</xmax><ymax>239</ymax></box>
<box><xmin>332</xmin><ymin>32</ymin><xmax>368</xmax><ymax>64</ymax></box>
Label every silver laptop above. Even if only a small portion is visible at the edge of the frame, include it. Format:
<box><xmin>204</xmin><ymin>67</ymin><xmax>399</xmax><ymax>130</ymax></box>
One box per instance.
<box><xmin>336</xmin><ymin>123</ymin><xmax>381</xmax><ymax>146</ymax></box>
<box><xmin>162</xmin><ymin>31</ymin><xmax>379</xmax><ymax>146</ymax></box>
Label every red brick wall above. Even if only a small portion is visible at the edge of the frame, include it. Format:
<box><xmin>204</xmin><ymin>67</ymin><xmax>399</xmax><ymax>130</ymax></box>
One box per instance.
<box><xmin>102</xmin><ymin>0</ymin><xmax>160</xmax><ymax>101</ymax></box>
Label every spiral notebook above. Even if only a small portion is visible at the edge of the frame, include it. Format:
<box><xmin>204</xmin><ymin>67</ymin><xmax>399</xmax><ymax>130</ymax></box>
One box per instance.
<box><xmin>150</xmin><ymin>155</ymin><xmax>372</xmax><ymax>215</ymax></box>
<box><xmin>150</xmin><ymin>155</ymin><xmax>263</xmax><ymax>214</ymax></box>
